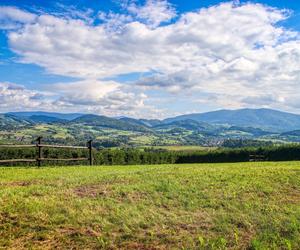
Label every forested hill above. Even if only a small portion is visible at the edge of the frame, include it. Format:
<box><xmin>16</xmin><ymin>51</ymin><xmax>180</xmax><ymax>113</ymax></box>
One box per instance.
<box><xmin>2</xmin><ymin>108</ymin><xmax>300</xmax><ymax>147</ymax></box>
<box><xmin>163</xmin><ymin>108</ymin><xmax>300</xmax><ymax>132</ymax></box>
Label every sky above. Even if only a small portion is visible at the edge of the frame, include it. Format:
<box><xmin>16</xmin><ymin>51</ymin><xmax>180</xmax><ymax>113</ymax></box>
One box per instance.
<box><xmin>0</xmin><ymin>0</ymin><xmax>300</xmax><ymax>118</ymax></box>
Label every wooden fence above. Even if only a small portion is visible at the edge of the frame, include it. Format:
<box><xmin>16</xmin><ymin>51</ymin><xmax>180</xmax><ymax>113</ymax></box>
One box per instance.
<box><xmin>249</xmin><ymin>154</ymin><xmax>265</xmax><ymax>162</ymax></box>
<box><xmin>0</xmin><ymin>137</ymin><xmax>93</xmax><ymax>167</ymax></box>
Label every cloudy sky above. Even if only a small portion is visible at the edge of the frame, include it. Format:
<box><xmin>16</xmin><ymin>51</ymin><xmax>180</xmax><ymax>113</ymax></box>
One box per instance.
<box><xmin>1</xmin><ymin>0</ymin><xmax>300</xmax><ymax>118</ymax></box>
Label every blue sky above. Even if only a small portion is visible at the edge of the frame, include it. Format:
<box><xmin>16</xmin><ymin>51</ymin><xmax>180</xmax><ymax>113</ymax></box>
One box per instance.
<box><xmin>1</xmin><ymin>0</ymin><xmax>300</xmax><ymax>118</ymax></box>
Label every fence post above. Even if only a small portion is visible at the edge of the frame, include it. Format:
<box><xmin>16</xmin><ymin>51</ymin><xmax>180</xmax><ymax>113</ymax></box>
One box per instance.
<box><xmin>88</xmin><ymin>140</ymin><xmax>93</xmax><ymax>166</ymax></box>
<box><xmin>37</xmin><ymin>137</ymin><xmax>42</xmax><ymax>167</ymax></box>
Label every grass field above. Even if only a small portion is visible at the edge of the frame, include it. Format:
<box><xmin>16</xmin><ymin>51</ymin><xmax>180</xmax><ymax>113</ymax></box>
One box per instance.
<box><xmin>0</xmin><ymin>162</ymin><xmax>299</xmax><ymax>249</ymax></box>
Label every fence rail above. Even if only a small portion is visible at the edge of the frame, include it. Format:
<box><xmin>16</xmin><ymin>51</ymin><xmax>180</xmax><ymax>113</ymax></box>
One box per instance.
<box><xmin>0</xmin><ymin>159</ymin><xmax>37</xmax><ymax>163</ymax></box>
<box><xmin>0</xmin><ymin>137</ymin><xmax>93</xmax><ymax>167</ymax></box>
<box><xmin>249</xmin><ymin>154</ymin><xmax>265</xmax><ymax>162</ymax></box>
<box><xmin>37</xmin><ymin>158</ymin><xmax>89</xmax><ymax>161</ymax></box>
<box><xmin>37</xmin><ymin>144</ymin><xmax>88</xmax><ymax>149</ymax></box>
<box><xmin>0</xmin><ymin>145</ymin><xmax>36</xmax><ymax>148</ymax></box>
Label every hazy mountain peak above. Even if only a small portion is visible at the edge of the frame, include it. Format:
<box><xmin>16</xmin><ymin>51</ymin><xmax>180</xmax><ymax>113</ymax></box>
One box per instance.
<box><xmin>163</xmin><ymin>108</ymin><xmax>300</xmax><ymax>132</ymax></box>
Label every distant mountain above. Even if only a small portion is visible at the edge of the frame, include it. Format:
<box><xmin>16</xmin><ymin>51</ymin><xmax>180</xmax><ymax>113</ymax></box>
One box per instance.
<box><xmin>227</xmin><ymin>126</ymin><xmax>272</xmax><ymax>136</ymax></box>
<box><xmin>27</xmin><ymin>115</ymin><xmax>67</xmax><ymax>123</ymax></box>
<box><xmin>4</xmin><ymin>108</ymin><xmax>300</xmax><ymax>136</ymax></box>
<box><xmin>139</xmin><ymin>119</ymin><xmax>163</xmax><ymax>127</ymax></box>
<box><xmin>154</xmin><ymin>119</ymin><xmax>214</xmax><ymax>131</ymax></box>
<box><xmin>119</xmin><ymin>117</ymin><xmax>150</xmax><ymax>127</ymax></box>
<box><xmin>280</xmin><ymin>130</ymin><xmax>300</xmax><ymax>136</ymax></box>
<box><xmin>71</xmin><ymin>114</ymin><xmax>151</xmax><ymax>132</ymax></box>
<box><xmin>119</xmin><ymin>117</ymin><xmax>162</xmax><ymax>127</ymax></box>
<box><xmin>163</xmin><ymin>108</ymin><xmax>300</xmax><ymax>132</ymax></box>
<box><xmin>4</xmin><ymin>108</ymin><xmax>300</xmax><ymax>146</ymax></box>
<box><xmin>8</xmin><ymin>111</ymin><xmax>84</xmax><ymax>121</ymax></box>
<box><xmin>0</xmin><ymin>114</ymin><xmax>32</xmax><ymax>129</ymax></box>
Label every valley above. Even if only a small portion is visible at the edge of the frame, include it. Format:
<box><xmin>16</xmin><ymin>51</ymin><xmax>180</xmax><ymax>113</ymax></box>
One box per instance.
<box><xmin>1</xmin><ymin>108</ymin><xmax>300</xmax><ymax>147</ymax></box>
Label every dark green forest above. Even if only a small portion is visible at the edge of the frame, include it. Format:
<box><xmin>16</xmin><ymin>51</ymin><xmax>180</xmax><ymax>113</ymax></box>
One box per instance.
<box><xmin>2</xmin><ymin>144</ymin><xmax>300</xmax><ymax>166</ymax></box>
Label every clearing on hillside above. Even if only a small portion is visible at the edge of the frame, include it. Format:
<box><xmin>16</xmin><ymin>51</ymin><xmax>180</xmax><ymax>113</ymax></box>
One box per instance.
<box><xmin>0</xmin><ymin>162</ymin><xmax>299</xmax><ymax>249</ymax></box>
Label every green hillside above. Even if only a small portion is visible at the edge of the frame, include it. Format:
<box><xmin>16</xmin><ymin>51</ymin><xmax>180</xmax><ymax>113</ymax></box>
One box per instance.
<box><xmin>2</xmin><ymin>109</ymin><xmax>300</xmax><ymax>147</ymax></box>
<box><xmin>72</xmin><ymin>114</ymin><xmax>151</xmax><ymax>132</ymax></box>
<box><xmin>164</xmin><ymin>108</ymin><xmax>300</xmax><ymax>132</ymax></box>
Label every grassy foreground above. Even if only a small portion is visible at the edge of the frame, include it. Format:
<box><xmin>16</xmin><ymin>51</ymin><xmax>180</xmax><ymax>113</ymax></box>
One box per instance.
<box><xmin>0</xmin><ymin>162</ymin><xmax>299</xmax><ymax>249</ymax></box>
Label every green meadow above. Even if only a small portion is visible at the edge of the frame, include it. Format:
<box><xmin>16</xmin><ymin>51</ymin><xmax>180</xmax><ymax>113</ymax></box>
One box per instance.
<box><xmin>0</xmin><ymin>162</ymin><xmax>299</xmax><ymax>249</ymax></box>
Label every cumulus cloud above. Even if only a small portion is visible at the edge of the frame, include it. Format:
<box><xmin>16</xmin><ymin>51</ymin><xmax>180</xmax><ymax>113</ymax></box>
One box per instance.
<box><xmin>49</xmin><ymin>80</ymin><xmax>157</xmax><ymax>117</ymax></box>
<box><xmin>2</xmin><ymin>1</ymin><xmax>300</xmax><ymax>116</ymax></box>
<box><xmin>53</xmin><ymin>4</ymin><xmax>95</xmax><ymax>24</ymax></box>
<box><xmin>0</xmin><ymin>6</ymin><xmax>36</xmax><ymax>29</ymax></box>
<box><xmin>0</xmin><ymin>81</ymin><xmax>160</xmax><ymax>118</ymax></box>
<box><xmin>7</xmin><ymin>2</ymin><xmax>296</xmax><ymax>79</ymax></box>
<box><xmin>0</xmin><ymin>82</ymin><xmax>53</xmax><ymax>111</ymax></box>
<box><xmin>126</xmin><ymin>0</ymin><xmax>176</xmax><ymax>28</ymax></box>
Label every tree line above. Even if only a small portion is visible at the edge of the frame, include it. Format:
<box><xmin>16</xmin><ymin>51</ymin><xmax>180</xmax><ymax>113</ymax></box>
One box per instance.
<box><xmin>1</xmin><ymin>144</ymin><xmax>300</xmax><ymax>166</ymax></box>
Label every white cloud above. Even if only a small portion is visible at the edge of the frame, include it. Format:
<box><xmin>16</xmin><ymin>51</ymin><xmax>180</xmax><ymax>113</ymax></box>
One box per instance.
<box><xmin>50</xmin><ymin>80</ymin><xmax>161</xmax><ymax>117</ymax></box>
<box><xmin>2</xmin><ymin>1</ymin><xmax>300</xmax><ymax>116</ymax></box>
<box><xmin>0</xmin><ymin>6</ymin><xmax>36</xmax><ymax>29</ymax></box>
<box><xmin>127</xmin><ymin>0</ymin><xmax>176</xmax><ymax>28</ymax></box>
<box><xmin>0</xmin><ymin>81</ymin><xmax>161</xmax><ymax>118</ymax></box>
<box><xmin>8</xmin><ymin>2</ymin><xmax>295</xmax><ymax>78</ymax></box>
<box><xmin>51</xmin><ymin>80</ymin><xmax>120</xmax><ymax>104</ymax></box>
<box><xmin>53</xmin><ymin>4</ymin><xmax>94</xmax><ymax>24</ymax></box>
<box><xmin>0</xmin><ymin>82</ymin><xmax>53</xmax><ymax>111</ymax></box>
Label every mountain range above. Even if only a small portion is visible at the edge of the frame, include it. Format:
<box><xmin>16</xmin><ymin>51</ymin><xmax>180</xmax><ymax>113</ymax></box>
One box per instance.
<box><xmin>2</xmin><ymin>108</ymin><xmax>300</xmax><ymax>146</ymax></box>
<box><xmin>163</xmin><ymin>109</ymin><xmax>300</xmax><ymax>132</ymax></box>
<box><xmin>8</xmin><ymin>111</ymin><xmax>83</xmax><ymax>121</ymax></box>
<box><xmin>6</xmin><ymin>108</ymin><xmax>300</xmax><ymax>132</ymax></box>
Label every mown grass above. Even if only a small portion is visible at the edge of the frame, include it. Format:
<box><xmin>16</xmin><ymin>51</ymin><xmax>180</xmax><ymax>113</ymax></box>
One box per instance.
<box><xmin>0</xmin><ymin>162</ymin><xmax>299</xmax><ymax>249</ymax></box>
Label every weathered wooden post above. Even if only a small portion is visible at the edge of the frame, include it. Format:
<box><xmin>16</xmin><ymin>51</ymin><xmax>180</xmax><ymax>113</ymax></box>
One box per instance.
<box><xmin>37</xmin><ymin>137</ymin><xmax>42</xmax><ymax>167</ymax></box>
<box><xmin>88</xmin><ymin>140</ymin><xmax>93</xmax><ymax>166</ymax></box>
